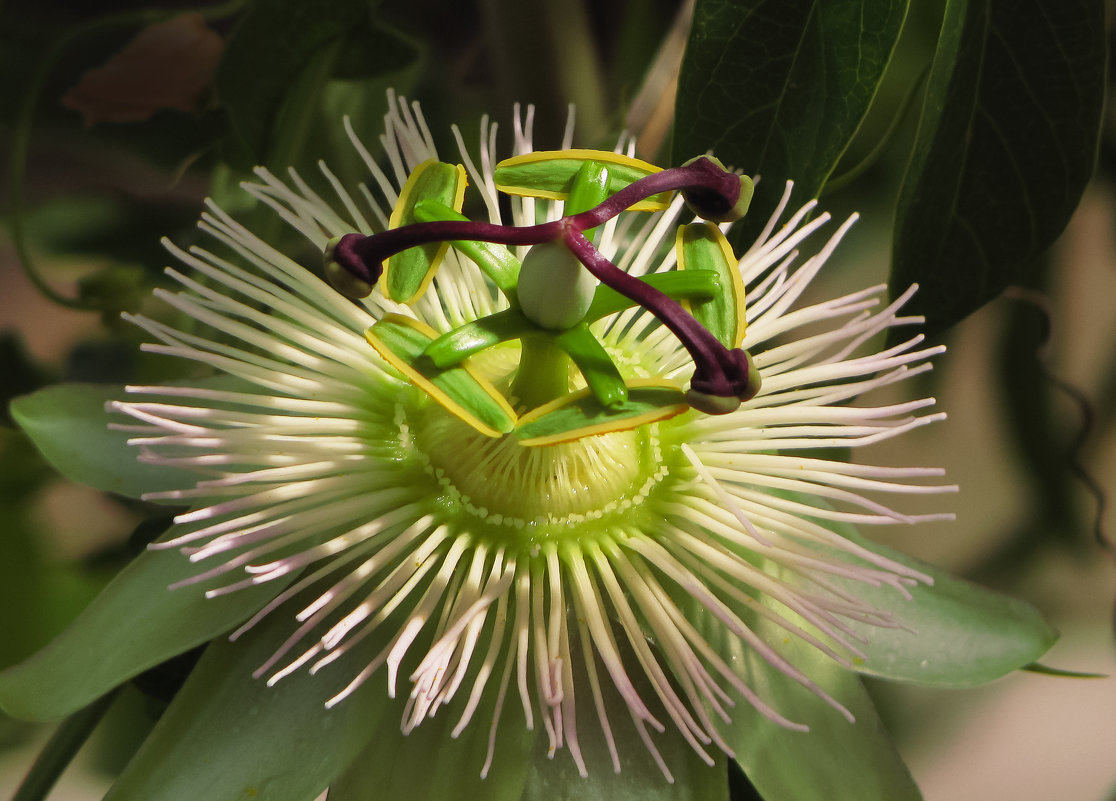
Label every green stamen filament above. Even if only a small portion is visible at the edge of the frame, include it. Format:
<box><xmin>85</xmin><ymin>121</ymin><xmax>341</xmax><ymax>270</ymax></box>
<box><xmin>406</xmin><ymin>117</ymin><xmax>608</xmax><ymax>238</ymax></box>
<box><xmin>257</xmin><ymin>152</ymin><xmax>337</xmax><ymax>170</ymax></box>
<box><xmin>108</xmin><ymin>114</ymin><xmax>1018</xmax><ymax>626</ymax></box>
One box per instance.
<box><xmin>510</xmin><ymin>337</ymin><xmax>574</xmax><ymax>410</ymax></box>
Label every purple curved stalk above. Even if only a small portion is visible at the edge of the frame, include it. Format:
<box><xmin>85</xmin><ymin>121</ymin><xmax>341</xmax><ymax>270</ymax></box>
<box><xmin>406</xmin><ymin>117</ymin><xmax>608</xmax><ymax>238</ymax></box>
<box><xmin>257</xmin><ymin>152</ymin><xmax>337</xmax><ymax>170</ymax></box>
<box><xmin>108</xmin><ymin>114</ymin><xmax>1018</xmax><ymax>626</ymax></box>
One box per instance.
<box><xmin>562</xmin><ymin>228</ymin><xmax>752</xmax><ymax>399</ymax></box>
<box><xmin>327</xmin><ymin>156</ymin><xmax>753</xmax><ymax>400</ymax></box>
<box><xmin>330</xmin><ymin>157</ymin><xmax>739</xmax><ymax>285</ymax></box>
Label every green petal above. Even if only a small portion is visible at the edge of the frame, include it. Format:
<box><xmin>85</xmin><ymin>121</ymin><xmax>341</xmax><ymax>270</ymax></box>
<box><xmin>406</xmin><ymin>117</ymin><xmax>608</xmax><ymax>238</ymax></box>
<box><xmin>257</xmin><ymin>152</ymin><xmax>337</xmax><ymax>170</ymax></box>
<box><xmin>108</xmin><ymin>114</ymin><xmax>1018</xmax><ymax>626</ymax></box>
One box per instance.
<box><xmin>10</xmin><ymin>383</ymin><xmax>198</xmax><ymax>499</ymax></box>
<box><xmin>494</xmin><ymin>150</ymin><xmax>671</xmax><ymax>212</ymax></box>
<box><xmin>0</xmin><ymin>529</ymin><xmax>288</xmax><ymax>721</ymax></box>
<box><xmin>384</xmin><ymin>160</ymin><xmax>468</xmax><ymax>303</ymax></box>
<box><xmin>366</xmin><ymin>315</ymin><xmax>517</xmax><ymax>437</ymax></box>
<box><xmin>328</xmin><ymin>672</ymin><xmax>537</xmax><ymax>801</ymax></box>
<box><xmin>837</xmin><ymin>527</ymin><xmax>1057</xmax><ymax>686</ymax></box>
<box><xmin>516</xmin><ymin>382</ymin><xmax>689</xmax><ymax>447</ymax></box>
<box><xmin>719</xmin><ymin>599</ymin><xmax>921</xmax><ymax>801</ymax></box>
<box><xmin>104</xmin><ymin>596</ymin><xmax>387</xmax><ymax>801</ymax></box>
<box><xmin>676</xmin><ymin>222</ymin><xmax>746</xmax><ymax>348</ymax></box>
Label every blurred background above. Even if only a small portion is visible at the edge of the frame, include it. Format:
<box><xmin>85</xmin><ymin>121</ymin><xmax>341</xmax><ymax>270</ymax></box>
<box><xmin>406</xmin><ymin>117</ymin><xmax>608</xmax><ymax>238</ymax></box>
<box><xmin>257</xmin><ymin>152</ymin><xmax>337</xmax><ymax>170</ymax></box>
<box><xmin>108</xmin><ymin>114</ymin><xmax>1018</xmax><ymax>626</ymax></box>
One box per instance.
<box><xmin>1</xmin><ymin>0</ymin><xmax>1114</xmax><ymax>798</ymax></box>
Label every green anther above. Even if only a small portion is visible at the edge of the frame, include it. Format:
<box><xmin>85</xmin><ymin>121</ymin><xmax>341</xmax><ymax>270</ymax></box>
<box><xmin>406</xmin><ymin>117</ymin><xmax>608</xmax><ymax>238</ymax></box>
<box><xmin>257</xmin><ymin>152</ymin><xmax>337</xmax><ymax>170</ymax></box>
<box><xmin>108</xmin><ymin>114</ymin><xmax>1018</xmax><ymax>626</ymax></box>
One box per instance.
<box><xmin>583</xmin><ymin>271</ymin><xmax>721</xmax><ymax>322</ymax></box>
<box><xmin>423</xmin><ymin>308</ymin><xmax>535</xmax><ymax>368</ymax></box>
<box><xmin>676</xmin><ymin>222</ymin><xmax>747</xmax><ymax>347</ymax></box>
<box><xmin>555</xmin><ymin>323</ymin><xmax>627</xmax><ymax>408</ymax></box>
<box><xmin>383</xmin><ymin>160</ymin><xmax>467</xmax><ymax>303</ymax></box>
<box><xmin>413</xmin><ymin>200</ymin><xmax>521</xmax><ymax>295</ymax></box>
<box><xmin>565</xmin><ymin>160</ymin><xmax>611</xmax><ymax>242</ymax></box>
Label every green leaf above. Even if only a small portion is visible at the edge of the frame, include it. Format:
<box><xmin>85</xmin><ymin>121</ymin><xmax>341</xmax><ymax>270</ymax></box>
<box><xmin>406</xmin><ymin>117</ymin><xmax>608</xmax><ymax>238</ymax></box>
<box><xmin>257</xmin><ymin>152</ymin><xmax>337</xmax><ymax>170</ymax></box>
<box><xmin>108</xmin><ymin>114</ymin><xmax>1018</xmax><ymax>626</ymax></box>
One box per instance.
<box><xmin>891</xmin><ymin>0</ymin><xmax>1105</xmax><ymax>335</ymax></box>
<box><xmin>1022</xmin><ymin>663</ymin><xmax>1107</xmax><ymax>679</ymax></box>
<box><xmin>333</xmin><ymin>21</ymin><xmax>418</xmax><ymax>81</ymax></box>
<box><xmin>328</xmin><ymin>668</ymin><xmax>537</xmax><ymax>801</ymax></box>
<box><xmin>519</xmin><ymin>677</ymin><xmax>728</xmax><ymax>801</ymax></box>
<box><xmin>834</xmin><ymin>525</ymin><xmax>1057</xmax><ymax>686</ymax></box>
<box><xmin>721</xmin><ymin>600</ymin><xmax>922</xmax><ymax>801</ymax></box>
<box><xmin>216</xmin><ymin>0</ymin><xmax>374</xmax><ymax>164</ymax></box>
<box><xmin>674</xmin><ymin>0</ymin><xmax>909</xmax><ymax>245</ymax></box>
<box><xmin>104</xmin><ymin>592</ymin><xmax>386</xmax><ymax>801</ymax></box>
<box><xmin>10</xmin><ymin>383</ymin><xmax>197</xmax><ymax>499</ymax></box>
<box><xmin>0</xmin><ymin>531</ymin><xmax>289</xmax><ymax>721</ymax></box>
<box><xmin>516</xmin><ymin>383</ymin><xmax>689</xmax><ymax>447</ymax></box>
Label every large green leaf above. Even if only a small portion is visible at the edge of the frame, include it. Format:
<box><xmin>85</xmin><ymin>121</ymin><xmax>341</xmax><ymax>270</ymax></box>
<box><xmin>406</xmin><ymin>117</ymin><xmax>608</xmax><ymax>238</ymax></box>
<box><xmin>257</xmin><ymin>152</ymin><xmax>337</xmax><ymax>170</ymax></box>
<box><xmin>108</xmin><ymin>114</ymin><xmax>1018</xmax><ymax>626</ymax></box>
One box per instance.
<box><xmin>328</xmin><ymin>667</ymin><xmax>537</xmax><ymax>801</ymax></box>
<box><xmin>519</xmin><ymin>685</ymin><xmax>728</xmax><ymax>801</ymax></box>
<box><xmin>891</xmin><ymin>0</ymin><xmax>1105</xmax><ymax>335</ymax></box>
<box><xmin>841</xmin><ymin>535</ymin><xmax>1057</xmax><ymax>686</ymax></box>
<box><xmin>10</xmin><ymin>383</ymin><xmax>199</xmax><ymax>499</ymax></box>
<box><xmin>723</xmin><ymin>600</ymin><xmax>922</xmax><ymax>801</ymax></box>
<box><xmin>674</xmin><ymin>0</ymin><xmax>909</xmax><ymax>245</ymax></box>
<box><xmin>0</xmin><ymin>531</ymin><xmax>287</xmax><ymax>721</ymax></box>
<box><xmin>215</xmin><ymin>0</ymin><xmax>376</xmax><ymax>164</ymax></box>
<box><xmin>104</xmin><ymin>592</ymin><xmax>386</xmax><ymax>801</ymax></box>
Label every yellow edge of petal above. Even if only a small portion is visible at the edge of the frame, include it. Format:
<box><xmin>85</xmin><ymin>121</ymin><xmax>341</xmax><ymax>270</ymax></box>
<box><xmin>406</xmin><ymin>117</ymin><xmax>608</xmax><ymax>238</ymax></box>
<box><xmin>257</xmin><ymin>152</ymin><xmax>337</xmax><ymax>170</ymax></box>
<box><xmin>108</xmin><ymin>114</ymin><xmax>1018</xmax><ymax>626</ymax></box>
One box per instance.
<box><xmin>365</xmin><ymin>314</ymin><xmax>515</xmax><ymax>438</ymax></box>
<box><xmin>709</xmin><ymin>223</ymin><xmax>748</xmax><ymax>346</ymax></box>
<box><xmin>676</xmin><ymin>223</ymin><xmax>748</xmax><ymax>347</ymax></box>
<box><xmin>493</xmin><ymin>184</ymin><xmax>669</xmax><ymax>212</ymax></box>
<box><xmin>387</xmin><ymin>159</ymin><xmax>437</xmax><ymax>230</ymax></box>
<box><xmin>495</xmin><ymin>149</ymin><xmax>662</xmax><ymax>174</ymax></box>
<box><xmin>518</xmin><ymin>404</ymin><xmax>688</xmax><ymax>447</ymax></box>
<box><xmin>385</xmin><ymin>163</ymin><xmax>470</xmax><ymax>305</ymax></box>
<box><xmin>495</xmin><ymin>150</ymin><xmax>667</xmax><ymax>211</ymax></box>
<box><xmin>516</xmin><ymin>378</ymin><xmax>687</xmax><ymax>447</ymax></box>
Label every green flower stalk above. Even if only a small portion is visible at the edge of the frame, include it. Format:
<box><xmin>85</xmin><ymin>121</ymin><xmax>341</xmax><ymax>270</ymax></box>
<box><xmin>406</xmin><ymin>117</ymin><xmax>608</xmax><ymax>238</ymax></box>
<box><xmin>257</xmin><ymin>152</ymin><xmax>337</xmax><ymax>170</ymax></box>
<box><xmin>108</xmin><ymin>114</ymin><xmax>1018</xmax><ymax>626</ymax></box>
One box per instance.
<box><xmin>1</xmin><ymin>92</ymin><xmax>1060</xmax><ymax>800</ymax></box>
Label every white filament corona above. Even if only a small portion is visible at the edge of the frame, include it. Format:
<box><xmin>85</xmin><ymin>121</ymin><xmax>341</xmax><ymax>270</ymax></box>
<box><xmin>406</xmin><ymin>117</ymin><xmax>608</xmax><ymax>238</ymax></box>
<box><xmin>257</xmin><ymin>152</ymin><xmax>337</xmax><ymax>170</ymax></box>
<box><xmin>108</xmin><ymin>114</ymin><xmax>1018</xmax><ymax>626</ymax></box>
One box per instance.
<box><xmin>111</xmin><ymin>91</ymin><xmax>956</xmax><ymax>781</ymax></box>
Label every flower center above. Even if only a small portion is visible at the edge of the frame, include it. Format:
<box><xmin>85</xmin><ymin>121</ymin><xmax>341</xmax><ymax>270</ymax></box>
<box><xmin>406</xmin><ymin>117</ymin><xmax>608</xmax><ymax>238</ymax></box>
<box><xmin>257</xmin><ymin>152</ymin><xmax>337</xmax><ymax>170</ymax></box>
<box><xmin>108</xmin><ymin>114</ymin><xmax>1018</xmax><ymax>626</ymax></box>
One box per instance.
<box><xmin>418</xmin><ymin>411</ymin><xmax>654</xmax><ymax>527</ymax></box>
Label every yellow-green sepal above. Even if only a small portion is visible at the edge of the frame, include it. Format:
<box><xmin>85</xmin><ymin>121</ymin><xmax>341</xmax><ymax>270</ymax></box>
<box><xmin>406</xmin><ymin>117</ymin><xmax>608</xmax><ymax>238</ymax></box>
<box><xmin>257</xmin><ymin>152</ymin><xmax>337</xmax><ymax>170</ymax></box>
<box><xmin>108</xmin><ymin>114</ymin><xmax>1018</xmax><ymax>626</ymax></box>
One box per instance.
<box><xmin>366</xmin><ymin>314</ymin><xmax>516</xmax><ymax>438</ymax></box>
<box><xmin>412</xmin><ymin>199</ymin><xmax>520</xmax><ymax>295</ymax></box>
<box><xmin>554</xmin><ymin>323</ymin><xmax>627</xmax><ymax>408</ymax></box>
<box><xmin>676</xmin><ymin>221</ymin><xmax>747</xmax><ymax>347</ymax></box>
<box><xmin>384</xmin><ymin>160</ymin><xmax>468</xmax><ymax>303</ymax></box>
<box><xmin>516</xmin><ymin>379</ymin><xmax>689</xmax><ymax>447</ymax></box>
<box><xmin>494</xmin><ymin>149</ymin><xmax>671</xmax><ymax>212</ymax></box>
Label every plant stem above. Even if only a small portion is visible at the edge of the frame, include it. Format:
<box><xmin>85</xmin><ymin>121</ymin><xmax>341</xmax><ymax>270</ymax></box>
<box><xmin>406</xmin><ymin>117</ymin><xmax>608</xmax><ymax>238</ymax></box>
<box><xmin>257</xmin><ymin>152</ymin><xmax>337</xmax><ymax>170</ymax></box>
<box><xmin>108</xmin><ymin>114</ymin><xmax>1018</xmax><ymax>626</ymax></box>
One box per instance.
<box><xmin>10</xmin><ymin>689</ymin><xmax>119</xmax><ymax>801</ymax></box>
